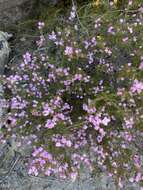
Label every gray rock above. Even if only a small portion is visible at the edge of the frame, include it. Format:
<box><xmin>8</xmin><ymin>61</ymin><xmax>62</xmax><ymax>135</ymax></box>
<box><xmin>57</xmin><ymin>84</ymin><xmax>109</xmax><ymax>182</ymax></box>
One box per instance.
<box><xmin>0</xmin><ymin>0</ymin><xmax>35</xmax><ymax>27</ymax></box>
<box><xmin>0</xmin><ymin>31</ymin><xmax>11</xmax><ymax>129</ymax></box>
<box><xmin>39</xmin><ymin>0</ymin><xmax>59</xmax><ymax>6</ymax></box>
<box><xmin>0</xmin><ymin>31</ymin><xmax>11</xmax><ymax>74</ymax></box>
<box><xmin>0</xmin><ymin>0</ymin><xmax>61</xmax><ymax>27</ymax></box>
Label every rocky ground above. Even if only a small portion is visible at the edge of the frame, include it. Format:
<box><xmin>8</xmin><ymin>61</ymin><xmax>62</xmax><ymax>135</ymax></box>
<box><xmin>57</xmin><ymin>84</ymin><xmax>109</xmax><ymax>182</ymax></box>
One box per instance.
<box><xmin>0</xmin><ymin>141</ymin><xmax>115</xmax><ymax>190</ymax></box>
<box><xmin>0</xmin><ymin>142</ymin><xmax>140</xmax><ymax>190</ymax></box>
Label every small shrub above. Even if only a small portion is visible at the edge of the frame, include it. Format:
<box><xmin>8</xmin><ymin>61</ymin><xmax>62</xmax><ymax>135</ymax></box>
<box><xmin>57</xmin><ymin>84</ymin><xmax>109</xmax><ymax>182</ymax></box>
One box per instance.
<box><xmin>1</xmin><ymin>0</ymin><xmax>143</xmax><ymax>188</ymax></box>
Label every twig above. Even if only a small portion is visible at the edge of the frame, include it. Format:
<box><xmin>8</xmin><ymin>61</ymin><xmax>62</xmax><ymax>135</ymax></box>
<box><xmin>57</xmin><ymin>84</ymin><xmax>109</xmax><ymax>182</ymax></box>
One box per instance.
<box><xmin>71</xmin><ymin>0</ymin><xmax>89</xmax><ymax>35</ymax></box>
<box><xmin>0</xmin><ymin>152</ymin><xmax>21</xmax><ymax>183</ymax></box>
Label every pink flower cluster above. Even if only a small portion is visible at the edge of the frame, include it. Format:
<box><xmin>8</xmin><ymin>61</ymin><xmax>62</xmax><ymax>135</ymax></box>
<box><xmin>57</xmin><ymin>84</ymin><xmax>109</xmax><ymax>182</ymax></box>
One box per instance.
<box><xmin>2</xmin><ymin>2</ymin><xmax>143</xmax><ymax>188</ymax></box>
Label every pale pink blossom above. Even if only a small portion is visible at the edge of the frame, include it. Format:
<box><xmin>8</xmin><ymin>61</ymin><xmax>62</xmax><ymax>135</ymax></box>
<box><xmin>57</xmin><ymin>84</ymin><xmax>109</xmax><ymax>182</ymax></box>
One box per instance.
<box><xmin>45</xmin><ymin>119</ymin><xmax>56</xmax><ymax>129</ymax></box>
<box><xmin>64</xmin><ymin>46</ymin><xmax>73</xmax><ymax>57</ymax></box>
<box><xmin>102</xmin><ymin>117</ymin><xmax>110</xmax><ymax>126</ymax></box>
<box><xmin>139</xmin><ymin>61</ymin><xmax>143</xmax><ymax>69</ymax></box>
<box><xmin>131</xmin><ymin>79</ymin><xmax>143</xmax><ymax>94</ymax></box>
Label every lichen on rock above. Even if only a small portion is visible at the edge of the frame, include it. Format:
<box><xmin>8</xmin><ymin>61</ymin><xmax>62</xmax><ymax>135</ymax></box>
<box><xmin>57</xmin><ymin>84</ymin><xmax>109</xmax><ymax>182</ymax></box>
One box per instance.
<box><xmin>0</xmin><ymin>31</ymin><xmax>11</xmax><ymax>74</ymax></box>
<box><xmin>0</xmin><ymin>31</ymin><xmax>11</xmax><ymax>130</ymax></box>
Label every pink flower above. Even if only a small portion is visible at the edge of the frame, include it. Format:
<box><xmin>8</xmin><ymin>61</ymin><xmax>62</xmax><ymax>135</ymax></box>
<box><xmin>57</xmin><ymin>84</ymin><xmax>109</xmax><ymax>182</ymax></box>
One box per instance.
<box><xmin>122</xmin><ymin>37</ymin><xmax>128</xmax><ymax>42</ymax></box>
<box><xmin>123</xmin><ymin>117</ymin><xmax>134</xmax><ymax>129</ymax></box>
<box><xmin>45</xmin><ymin>119</ymin><xmax>56</xmax><ymax>129</ymax></box>
<box><xmin>38</xmin><ymin>22</ymin><xmax>45</xmax><ymax>30</ymax></box>
<box><xmin>133</xmin><ymin>154</ymin><xmax>141</xmax><ymax>168</ymax></box>
<box><xmin>128</xmin><ymin>0</ymin><xmax>133</xmax><ymax>6</ymax></box>
<box><xmin>123</xmin><ymin>132</ymin><xmax>132</xmax><ymax>142</ymax></box>
<box><xmin>107</xmin><ymin>26</ymin><xmax>115</xmax><ymax>34</ymax></box>
<box><xmin>97</xmin><ymin>135</ymin><xmax>103</xmax><ymax>143</ymax></box>
<box><xmin>87</xmin><ymin>52</ymin><xmax>94</xmax><ymax>64</ymax></box>
<box><xmin>83</xmin><ymin>40</ymin><xmax>91</xmax><ymax>49</ymax></box>
<box><xmin>23</xmin><ymin>52</ymin><xmax>32</xmax><ymax>64</ymax></box>
<box><xmin>105</xmin><ymin>47</ymin><xmax>112</xmax><ymax>55</ymax></box>
<box><xmin>118</xmin><ymin>178</ymin><xmax>123</xmax><ymax>188</ymax></box>
<box><xmin>131</xmin><ymin>79</ymin><xmax>143</xmax><ymax>94</ymax></box>
<box><xmin>117</xmin><ymin>88</ymin><xmax>125</xmax><ymax>96</ymax></box>
<box><xmin>70</xmin><ymin>172</ymin><xmax>78</xmax><ymax>181</ymax></box>
<box><xmin>64</xmin><ymin>46</ymin><xmax>73</xmax><ymax>57</ymax></box>
<box><xmin>88</xmin><ymin>115</ymin><xmax>101</xmax><ymax>130</ymax></box>
<box><xmin>56</xmin><ymin>142</ymin><xmax>62</xmax><ymax>147</ymax></box>
<box><xmin>45</xmin><ymin>168</ymin><xmax>53</xmax><ymax>176</ymax></box>
<box><xmin>43</xmin><ymin>104</ymin><xmax>53</xmax><ymax>116</ymax></box>
<box><xmin>102</xmin><ymin>117</ymin><xmax>110</xmax><ymax>126</ymax></box>
<box><xmin>28</xmin><ymin>166</ymin><xmax>38</xmax><ymax>176</ymax></box>
<box><xmin>99</xmin><ymin>128</ymin><xmax>106</xmax><ymax>137</ymax></box>
<box><xmin>69</xmin><ymin>6</ymin><xmax>76</xmax><ymax>21</ymax></box>
<box><xmin>66</xmin><ymin>140</ymin><xmax>72</xmax><ymax>147</ymax></box>
<box><xmin>129</xmin><ymin>177</ymin><xmax>134</xmax><ymax>183</ymax></box>
<box><xmin>74</xmin><ymin>74</ymin><xmax>82</xmax><ymax>81</ymax></box>
<box><xmin>135</xmin><ymin>172</ymin><xmax>142</xmax><ymax>182</ymax></box>
<box><xmin>48</xmin><ymin>31</ymin><xmax>56</xmax><ymax>41</ymax></box>
<box><xmin>91</xmin><ymin>37</ymin><xmax>97</xmax><ymax>46</ymax></box>
<box><xmin>139</xmin><ymin>61</ymin><xmax>143</xmax><ymax>69</ymax></box>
